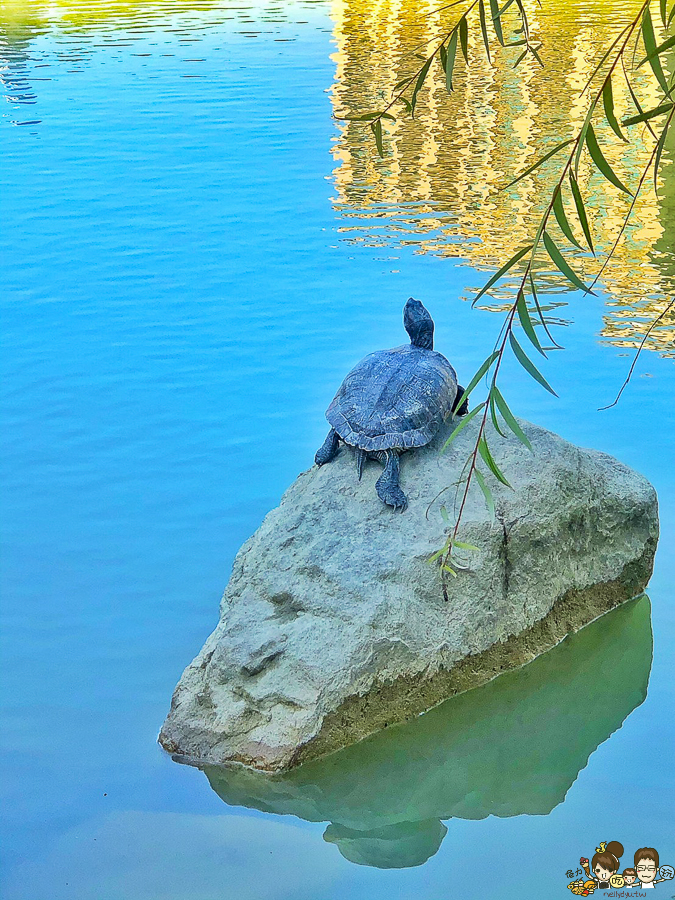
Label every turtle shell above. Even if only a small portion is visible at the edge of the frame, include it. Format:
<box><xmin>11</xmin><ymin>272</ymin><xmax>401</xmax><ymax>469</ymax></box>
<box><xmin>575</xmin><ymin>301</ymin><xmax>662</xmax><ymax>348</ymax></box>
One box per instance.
<box><xmin>326</xmin><ymin>344</ymin><xmax>459</xmax><ymax>452</ymax></box>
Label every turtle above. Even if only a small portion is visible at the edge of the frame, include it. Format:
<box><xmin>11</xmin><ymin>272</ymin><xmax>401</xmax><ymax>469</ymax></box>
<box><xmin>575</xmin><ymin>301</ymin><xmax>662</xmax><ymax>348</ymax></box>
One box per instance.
<box><xmin>314</xmin><ymin>297</ymin><xmax>468</xmax><ymax>511</ymax></box>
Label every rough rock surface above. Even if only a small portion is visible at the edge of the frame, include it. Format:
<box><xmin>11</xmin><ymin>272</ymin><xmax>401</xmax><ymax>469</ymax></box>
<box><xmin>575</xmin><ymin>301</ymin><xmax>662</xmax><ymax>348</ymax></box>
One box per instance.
<box><xmin>159</xmin><ymin>417</ymin><xmax>658</xmax><ymax>772</ymax></box>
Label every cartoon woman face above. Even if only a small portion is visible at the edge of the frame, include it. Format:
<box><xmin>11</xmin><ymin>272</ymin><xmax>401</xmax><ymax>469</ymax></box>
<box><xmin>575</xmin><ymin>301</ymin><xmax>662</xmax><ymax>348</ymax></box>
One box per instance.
<box><xmin>594</xmin><ymin>863</ymin><xmax>615</xmax><ymax>882</ymax></box>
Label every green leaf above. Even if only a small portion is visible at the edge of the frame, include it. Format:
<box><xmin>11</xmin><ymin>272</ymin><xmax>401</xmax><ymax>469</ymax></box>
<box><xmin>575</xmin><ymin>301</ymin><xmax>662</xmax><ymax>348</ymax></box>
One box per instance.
<box><xmin>459</xmin><ymin>17</ymin><xmax>469</xmax><ymax>62</ymax></box>
<box><xmin>478</xmin><ymin>0</ymin><xmax>491</xmax><ymax>62</ymax></box>
<box><xmin>528</xmin><ymin>272</ymin><xmax>563</xmax><ymax>348</ymax></box>
<box><xmin>543</xmin><ymin>231</ymin><xmax>595</xmax><ymax>294</ymax></box>
<box><xmin>661</xmin><ymin>0</ymin><xmax>667</xmax><ymax>27</ymax></box>
<box><xmin>472</xmin><ymin>245</ymin><xmax>533</xmax><ymax>304</ymax></box>
<box><xmin>452</xmin><ymin>540</ymin><xmax>480</xmax><ymax>551</ymax></box>
<box><xmin>493</xmin><ymin>386</ymin><xmax>533</xmax><ymax>450</ymax></box>
<box><xmin>602</xmin><ymin>78</ymin><xmax>627</xmax><ymax>142</ymax></box>
<box><xmin>428</xmin><ymin>542</ymin><xmax>450</xmax><ymax>563</ymax></box>
<box><xmin>513</xmin><ymin>48</ymin><xmax>528</xmax><ymax>68</ymax></box>
<box><xmin>552</xmin><ymin>186</ymin><xmax>584</xmax><ymax>250</ymax></box>
<box><xmin>573</xmin><ymin>106</ymin><xmax>594</xmax><ymax>176</ymax></box>
<box><xmin>441</xmin><ymin>401</ymin><xmax>487</xmax><ymax>452</ymax></box>
<box><xmin>370</xmin><ymin>120</ymin><xmax>384</xmax><ymax>157</ymax></box>
<box><xmin>585</xmin><ymin>124</ymin><xmax>632</xmax><ymax>195</ymax></box>
<box><xmin>516</xmin><ymin>289</ymin><xmax>545</xmax><ymax>355</ymax></box>
<box><xmin>568</xmin><ymin>174</ymin><xmax>595</xmax><ymax>255</ymax></box>
<box><xmin>489</xmin><ymin>389</ymin><xmax>507</xmax><ymax>436</ymax></box>
<box><xmin>411</xmin><ymin>56</ymin><xmax>433</xmax><ymax>117</ymax></box>
<box><xmin>495</xmin><ymin>0</ymin><xmax>516</xmax><ymax>18</ymax></box>
<box><xmin>457</xmin><ymin>352</ymin><xmax>500</xmax><ymax>404</ymax></box>
<box><xmin>336</xmin><ymin>112</ymin><xmax>381</xmax><ymax>121</ymax></box>
<box><xmin>669</xmin><ymin>2</ymin><xmax>675</xmax><ymax>26</ymax></box>
<box><xmin>442</xmin><ymin>564</ymin><xmax>458</xmax><ymax>576</ymax></box>
<box><xmin>623</xmin><ymin>70</ymin><xmax>658</xmax><ymax>138</ymax></box>
<box><xmin>444</xmin><ymin>30</ymin><xmax>458</xmax><ymax>92</ymax></box>
<box><xmin>439</xmin><ymin>504</ymin><xmax>450</xmax><ymax>523</ymax></box>
<box><xmin>474</xmin><ymin>468</ymin><xmax>495</xmax><ymax>522</ymax></box>
<box><xmin>489</xmin><ymin>0</ymin><xmax>504</xmax><ymax>45</ymax></box>
<box><xmin>528</xmin><ymin>43</ymin><xmax>544</xmax><ymax>68</ymax></box>
<box><xmin>478</xmin><ymin>436</ymin><xmax>512</xmax><ymax>487</ymax></box>
<box><xmin>622</xmin><ymin>101</ymin><xmax>674</xmax><ymax>126</ymax></box>
<box><xmin>504</xmin><ymin>139</ymin><xmax>574</xmax><ymax>188</ymax></box>
<box><xmin>638</xmin><ymin>31</ymin><xmax>675</xmax><ymax>65</ymax></box>
<box><xmin>642</xmin><ymin>6</ymin><xmax>670</xmax><ymax>95</ymax></box>
<box><xmin>654</xmin><ymin>112</ymin><xmax>673</xmax><ymax>192</ymax></box>
<box><xmin>509</xmin><ymin>331</ymin><xmax>558</xmax><ymax>396</ymax></box>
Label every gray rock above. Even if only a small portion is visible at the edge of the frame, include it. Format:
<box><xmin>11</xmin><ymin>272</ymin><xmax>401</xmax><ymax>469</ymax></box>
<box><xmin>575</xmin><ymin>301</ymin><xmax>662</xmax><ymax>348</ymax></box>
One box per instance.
<box><xmin>159</xmin><ymin>417</ymin><xmax>658</xmax><ymax>772</ymax></box>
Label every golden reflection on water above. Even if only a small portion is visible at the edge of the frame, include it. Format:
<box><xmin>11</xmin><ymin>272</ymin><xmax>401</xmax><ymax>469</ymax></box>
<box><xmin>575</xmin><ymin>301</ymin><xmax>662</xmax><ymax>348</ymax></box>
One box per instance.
<box><xmin>3</xmin><ymin>0</ymin><xmax>674</xmax><ymax>354</ymax></box>
<box><xmin>329</xmin><ymin>0</ymin><xmax>675</xmax><ymax>356</ymax></box>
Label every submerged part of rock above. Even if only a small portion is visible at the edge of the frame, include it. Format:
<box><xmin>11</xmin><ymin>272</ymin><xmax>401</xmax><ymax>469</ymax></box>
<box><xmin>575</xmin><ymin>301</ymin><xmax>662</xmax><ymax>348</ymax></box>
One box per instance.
<box><xmin>201</xmin><ymin>595</ymin><xmax>652</xmax><ymax>869</ymax></box>
<box><xmin>159</xmin><ymin>417</ymin><xmax>658</xmax><ymax>772</ymax></box>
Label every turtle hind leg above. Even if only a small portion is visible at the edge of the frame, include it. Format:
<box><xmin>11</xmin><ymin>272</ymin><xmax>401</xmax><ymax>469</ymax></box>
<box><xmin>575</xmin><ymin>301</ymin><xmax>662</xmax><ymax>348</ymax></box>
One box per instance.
<box><xmin>315</xmin><ymin>428</ymin><xmax>340</xmax><ymax>466</ymax></box>
<box><xmin>356</xmin><ymin>448</ymin><xmax>367</xmax><ymax>480</ymax></box>
<box><xmin>375</xmin><ymin>450</ymin><xmax>408</xmax><ymax>512</ymax></box>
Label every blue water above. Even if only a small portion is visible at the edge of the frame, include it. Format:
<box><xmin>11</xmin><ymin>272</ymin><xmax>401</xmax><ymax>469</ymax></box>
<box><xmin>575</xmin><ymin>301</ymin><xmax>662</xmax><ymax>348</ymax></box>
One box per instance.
<box><xmin>1</xmin><ymin>4</ymin><xmax>674</xmax><ymax>898</ymax></box>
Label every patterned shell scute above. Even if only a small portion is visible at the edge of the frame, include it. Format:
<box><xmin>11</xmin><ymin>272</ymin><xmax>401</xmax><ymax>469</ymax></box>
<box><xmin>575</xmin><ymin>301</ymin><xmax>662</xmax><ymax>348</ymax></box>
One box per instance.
<box><xmin>326</xmin><ymin>344</ymin><xmax>459</xmax><ymax>452</ymax></box>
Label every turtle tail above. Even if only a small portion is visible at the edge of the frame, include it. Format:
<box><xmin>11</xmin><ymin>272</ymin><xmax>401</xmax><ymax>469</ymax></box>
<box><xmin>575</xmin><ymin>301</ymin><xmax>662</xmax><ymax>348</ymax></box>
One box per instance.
<box><xmin>356</xmin><ymin>448</ymin><xmax>367</xmax><ymax>481</ymax></box>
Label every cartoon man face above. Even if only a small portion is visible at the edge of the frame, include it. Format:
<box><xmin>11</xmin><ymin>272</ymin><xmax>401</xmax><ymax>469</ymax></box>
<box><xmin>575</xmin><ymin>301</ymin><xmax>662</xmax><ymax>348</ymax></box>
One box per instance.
<box><xmin>636</xmin><ymin>860</ymin><xmax>658</xmax><ymax>884</ymax></box>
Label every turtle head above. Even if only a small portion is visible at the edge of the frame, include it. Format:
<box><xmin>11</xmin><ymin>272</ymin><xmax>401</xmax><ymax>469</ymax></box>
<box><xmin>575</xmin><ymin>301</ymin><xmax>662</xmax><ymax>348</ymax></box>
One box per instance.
<box><xmin>404</xmin><ymin>297</ymin><xmax>434</xmax><ymax>350</ymax></box>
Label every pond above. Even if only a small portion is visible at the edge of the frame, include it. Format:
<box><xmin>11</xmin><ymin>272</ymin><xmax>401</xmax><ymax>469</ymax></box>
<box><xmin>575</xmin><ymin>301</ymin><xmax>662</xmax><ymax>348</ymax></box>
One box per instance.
<box><xmin>1</xmin><ymin>1</ymin><xmax>674</xmax><ymax>898</ymax></box>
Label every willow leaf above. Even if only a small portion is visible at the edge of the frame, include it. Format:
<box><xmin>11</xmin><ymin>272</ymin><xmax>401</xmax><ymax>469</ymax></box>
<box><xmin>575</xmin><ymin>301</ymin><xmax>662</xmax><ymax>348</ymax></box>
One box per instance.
<box><xmin>505</xmin><ymin>139</ymin><xmax>574</xmax><ymax>188</ymax></box>
<box><xmin>602</xmin><ymin>78</ymin><xmax>627</xmax><ymax>142</ymax></box>
<box><xmin>509</xmin><ymin>331</ymin><xmax>558</xmax><ymax>396</ymax></box>
<box><xmin>410</xmin><ymin>56</ymin><xmax>433</xmax><ymax>117</ymax></box>
<box><xmin>459</xmin><ymin>17</ymin><xmax>469</xmax><ymax>62</ymax></box>
<box><xmin>654</xmin><ymin>113</ymin><xmax>673</xmax><ymax>192</ymax></box>
<box><xmin>478</xmin><ymin>436</ymin><xmax>512</xmax><ymax>487</ymax></box>
<box><xmin>370</xmin><ymin>120</ymin><xmax>384</xmax><ymax>157</ymax></box>
<box><xmin>516</xmin><ymin>289</ymin><xmax>545</xmax><ymax>355</ymax></box>
<box><xmin>474</xmin><ymin>468</ymin><xmax>495</xmax><ymax>522</ymax></box>
<box><xmin>586</xmin><ymin>124</ymin><xmax>632</xmax><ymax>195</ymax></box>
<box><xmin>638</xmin><ymin>31</ymin><xmax>675</xmax><ymax>64</ymax></box>
<box><xmin>529</xmin><ymin>43</ymin><xmax>544</xmax><ymax>68</ymax></box>
<box><xmin>669</xmin><ymin>2</ymin><xmax>675</xmax><ymax>26</ymax></box>
<box><xmin>495</xmin><ymin>0</ymin><xmax>516</xmax><ymax>18</ymax></box>
<box><xmin>543</xmin><ymin>231</ymin><xmax>594</xmax><ymax>294</ymax></box>
<box><xmin>622</xmin><ymin>101</ymin><xmax>673</xmax><ymax>126</ymax></box>
<box><xmin>441</xmin><ymin>401</ymin><xmax>487</xmax><ymax>452</ymax></box>
<box><xmin>569</xmin><ymin>174</ymin><xmax>594</xmax><ymax>254</ymax></box>
<box><xmin>453</xmin><ymin>540</ymin><xmax>481</xmax><ymax>551</ymax></box>
<box><xmin>528</xmin><ymin>272</ymin><xmax>563</xmax><ymax>348</ymax></box>
<box><xmin>489</xmin><ymin>390</ymin><xmax>507</xmax><ymax>436</ymax></box>
<box><xmin>552</xmin><ymin>186</ymin><xmax>584</xmax><ymax>250</ymax></box>
<box><xmin>479</xmin><ymin>0</ymin><xmax>491</xmax><ymax>61</ymax></box>
<box><xmin>641</xmin><ymin>7</ymin><xmax>670</xmax><ymax>95</ymax></box>
<box><xmin>472</xmin><ymin>245</ymin><xmax>533</xmax><ymax>305</ymax></box>
<box><xmin>513</xmin><ymin>48</ymin><xmax>528</xmax><ymax>68</ymax></box>
<box><xmin>489</xmin><ymin>0</ymin><xmax>504</xmax><ymax>44</ymax></box>
<box><xmin>428</xmin><ymin>541</ymin><xmax>450</xmax><ymax>563</ymax></box>
<box><xmin>445</xmin><ymin>30</ymin><xmax>458</xmax><ymax>92</ymax></box>
<box><xmin>661</xmin><ymin>0</ymin><xmax>667</xmax><ymax>26</ymax></box>
<box><xmin>493</xmin><ymin>386</ymin><xmax>533</xmax><ymax>450</ymax></box>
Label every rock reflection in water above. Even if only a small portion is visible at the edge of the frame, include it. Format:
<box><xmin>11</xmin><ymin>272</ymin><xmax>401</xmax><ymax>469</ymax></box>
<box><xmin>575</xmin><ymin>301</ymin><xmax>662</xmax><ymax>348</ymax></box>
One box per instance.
<box><xmin>202</xmin><ymin>595</ymin><xmax>652</xmax><ymax>869</ymax></box>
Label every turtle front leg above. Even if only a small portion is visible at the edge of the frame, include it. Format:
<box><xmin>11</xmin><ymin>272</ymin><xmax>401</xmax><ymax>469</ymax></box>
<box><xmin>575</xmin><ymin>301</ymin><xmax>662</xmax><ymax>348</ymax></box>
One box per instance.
<box><xmin>375</xmin><ymin>450</ymin><xmax>408</xmax><ymax>512</ymax></box>
<box><xmin>315</xmin><ymin>428</ymin><xmax>340</xmax><ymax>466</ymax></box>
